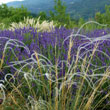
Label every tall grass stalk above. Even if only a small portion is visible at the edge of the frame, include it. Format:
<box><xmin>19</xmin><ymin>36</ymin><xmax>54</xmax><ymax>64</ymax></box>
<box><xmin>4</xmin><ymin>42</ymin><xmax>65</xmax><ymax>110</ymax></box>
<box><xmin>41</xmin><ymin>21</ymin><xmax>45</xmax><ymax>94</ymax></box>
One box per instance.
<box><xmin>84</xmin><ymin>67</ymin><xmax>110</xmax><ymax>110</ymax></box>
<box><xmin>34</xmin><ymin>51</ymin><xmax>47</xmax><ymax>100</ymax></box>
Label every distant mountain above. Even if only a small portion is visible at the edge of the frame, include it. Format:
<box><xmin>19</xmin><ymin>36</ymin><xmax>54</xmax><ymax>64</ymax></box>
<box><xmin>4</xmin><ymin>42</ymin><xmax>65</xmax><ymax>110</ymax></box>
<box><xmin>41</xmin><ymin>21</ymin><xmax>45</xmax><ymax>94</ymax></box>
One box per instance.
<box><xmin>7</xmin><ymin>0</ymin><xmax>110</xmax><ymax>20</ymax></box>
<box><xmin>67</xmin><ymin>0</ymin><xmax>110</xmax><ymax>19</ymax></box>
<box><xmin>7</xmin><ymin>0</ymin><xmax>80</xmax><ymax>14</ymax></box>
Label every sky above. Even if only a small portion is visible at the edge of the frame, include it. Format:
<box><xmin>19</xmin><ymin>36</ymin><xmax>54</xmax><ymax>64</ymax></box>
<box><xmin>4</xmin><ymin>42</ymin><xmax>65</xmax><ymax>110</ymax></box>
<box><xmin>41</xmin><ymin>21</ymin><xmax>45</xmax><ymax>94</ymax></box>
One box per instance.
<box><xmin>0</xmin><ymin>0</ymin><xmax>23</xmax><ymax>4</ymax></box>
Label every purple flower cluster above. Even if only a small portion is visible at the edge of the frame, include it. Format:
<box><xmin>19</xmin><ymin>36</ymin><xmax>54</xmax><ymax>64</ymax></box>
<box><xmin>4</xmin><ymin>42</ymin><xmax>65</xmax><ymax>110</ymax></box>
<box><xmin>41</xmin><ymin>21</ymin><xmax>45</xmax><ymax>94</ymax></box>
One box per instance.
<box><xmin>0</xmin><ymin>27</ymin><xmax>110</xmax><ymax>79</ymax></box>
<box><xmin>0</xmin><ymin>27</ymin><xmax>73</xmax><ymax>61</ymax></box>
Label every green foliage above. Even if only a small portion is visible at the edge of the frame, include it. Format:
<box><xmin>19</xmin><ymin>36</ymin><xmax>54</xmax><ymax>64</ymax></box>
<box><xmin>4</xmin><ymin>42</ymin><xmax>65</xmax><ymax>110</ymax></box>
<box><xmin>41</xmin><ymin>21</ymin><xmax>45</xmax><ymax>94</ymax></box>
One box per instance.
<box><xmin>10</xmin><ymin>5</ymin><xmax>30</xmax><ymax>23</ymax></box>
<box><xmin>1</xmin><ymin>2</ymin><xmax>110</xmax><ymax>30</ymax></box>
<box><xmin>37</xmin><ymin>11</ymin><xmax>48</xmax><ymax>21</ymax></box>
<box><xmin>78</xmin><ymin>18</ymin><xmax>85</xmax><ymax>27</ymax></box>
<box><xmin>49</xmin><ymin>0</ymin><xmax>71</xmax><ymax>28</ymax></box>
<box><xmin>0</xmin><ymin>4</ymin><xmax>11</xmax><ymax>18</ymax></box>
<box><xmin>95</xmin><ymin>5</ymin><xmax>110</xmax><ymax>26</ymax></box>
<box><xmin>0</xmin><ymin>4</ymin><xmax>30</xmax><ymax>26</ymax></box>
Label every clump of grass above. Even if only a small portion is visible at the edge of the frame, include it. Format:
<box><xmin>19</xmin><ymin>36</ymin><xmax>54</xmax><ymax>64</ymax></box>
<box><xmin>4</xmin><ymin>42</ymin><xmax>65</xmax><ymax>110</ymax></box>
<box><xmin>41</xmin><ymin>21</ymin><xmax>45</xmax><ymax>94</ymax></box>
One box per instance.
<box><xmin>9</xmin><ymin>17</ymin><xmax>56</xmax><ymax>32</ymax></box>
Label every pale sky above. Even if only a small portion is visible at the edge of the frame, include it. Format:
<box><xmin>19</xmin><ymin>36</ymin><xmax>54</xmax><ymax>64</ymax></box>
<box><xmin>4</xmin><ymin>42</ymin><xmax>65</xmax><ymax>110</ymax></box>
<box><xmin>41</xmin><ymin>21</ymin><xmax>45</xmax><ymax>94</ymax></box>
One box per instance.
<box><xmin>0</xmin><ymin>0</ymin><xmax>24</xmax><ymax>4</ymax></box>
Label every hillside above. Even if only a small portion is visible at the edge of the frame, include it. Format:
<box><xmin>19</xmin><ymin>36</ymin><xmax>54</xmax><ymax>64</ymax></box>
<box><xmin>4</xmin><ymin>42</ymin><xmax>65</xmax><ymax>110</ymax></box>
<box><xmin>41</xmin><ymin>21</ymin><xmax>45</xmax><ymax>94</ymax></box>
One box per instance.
<box><xmin>68</xmin><ymin>0</ymin><xmax>110</xmax><ymax>19</ymax></box>
<box><xmin>7</xmin><ymin>0</ymin><xmax>110</xmax><ymax>19</ymax></box>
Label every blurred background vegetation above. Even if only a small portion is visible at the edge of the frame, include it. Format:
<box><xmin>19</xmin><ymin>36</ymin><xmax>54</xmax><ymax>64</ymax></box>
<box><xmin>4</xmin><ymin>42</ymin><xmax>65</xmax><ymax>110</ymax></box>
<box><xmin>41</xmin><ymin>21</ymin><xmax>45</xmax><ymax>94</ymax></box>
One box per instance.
<box><xmin>0</xmin><ymin>0</ymin><xmax>110</xmax><ymax>30</ymax></box>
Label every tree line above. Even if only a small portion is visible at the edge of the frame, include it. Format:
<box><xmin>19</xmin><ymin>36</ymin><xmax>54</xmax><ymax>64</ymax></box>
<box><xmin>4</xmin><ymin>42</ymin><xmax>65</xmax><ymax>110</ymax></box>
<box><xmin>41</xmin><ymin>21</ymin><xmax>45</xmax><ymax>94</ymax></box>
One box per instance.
<box><xmin>0</xmin><ymin>0</ymin><xmax>110</xmax><ymax>29</ymax></box>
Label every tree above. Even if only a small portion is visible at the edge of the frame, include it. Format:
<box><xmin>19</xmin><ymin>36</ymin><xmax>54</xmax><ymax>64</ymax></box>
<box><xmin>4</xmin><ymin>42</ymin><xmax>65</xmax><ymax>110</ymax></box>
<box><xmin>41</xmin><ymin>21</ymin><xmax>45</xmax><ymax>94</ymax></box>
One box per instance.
<box><xmin>37</xmin><ymin>11</ymin><xmax>48</xmax><ymax>20</ymax></box>
<box><xmin>95</xmin><ymin>5</ymin><xmax>110</xmax><ymax>26</ymax></box>
<box><xmin>49</xmin><ymin>0</ymin><xmax>71</xmax><ymax>27</ymax></box>
<box><xmin>10</xmin><ymin>5</ymin><xmax>30</xmax><ymax>22</ymax></box>
<box><xmin>0</xmin><ymin>4</ymin><xmax>10</xmax><ymax>18</ymax></box>
<box><xmin>0</xmin><ymin>4</ymin><xmax>30</xmax><ymax>23</ymax></box>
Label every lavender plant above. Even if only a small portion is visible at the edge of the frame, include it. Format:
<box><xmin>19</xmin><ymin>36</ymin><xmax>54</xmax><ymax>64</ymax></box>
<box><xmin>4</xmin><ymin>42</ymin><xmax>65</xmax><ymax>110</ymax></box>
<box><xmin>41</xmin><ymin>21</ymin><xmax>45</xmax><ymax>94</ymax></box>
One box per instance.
<box><xmin>0</xmin><ymin>21</ymin><xmax>110</xmax><ymax>110</ymax></box>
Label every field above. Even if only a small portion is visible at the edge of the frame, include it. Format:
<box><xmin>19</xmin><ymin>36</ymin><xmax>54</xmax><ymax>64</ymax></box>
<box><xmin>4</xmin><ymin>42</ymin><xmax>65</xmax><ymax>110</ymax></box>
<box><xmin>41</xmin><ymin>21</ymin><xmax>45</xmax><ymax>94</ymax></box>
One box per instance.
<box><xmin>0</xmin><ymin>1</ymin><xmax>110</xmax><ymax>109</ymax></box>
<box><xmin>0</xmin><ymin>17</ymin><xmax>110</xmax><ymax>110</ymax></box>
